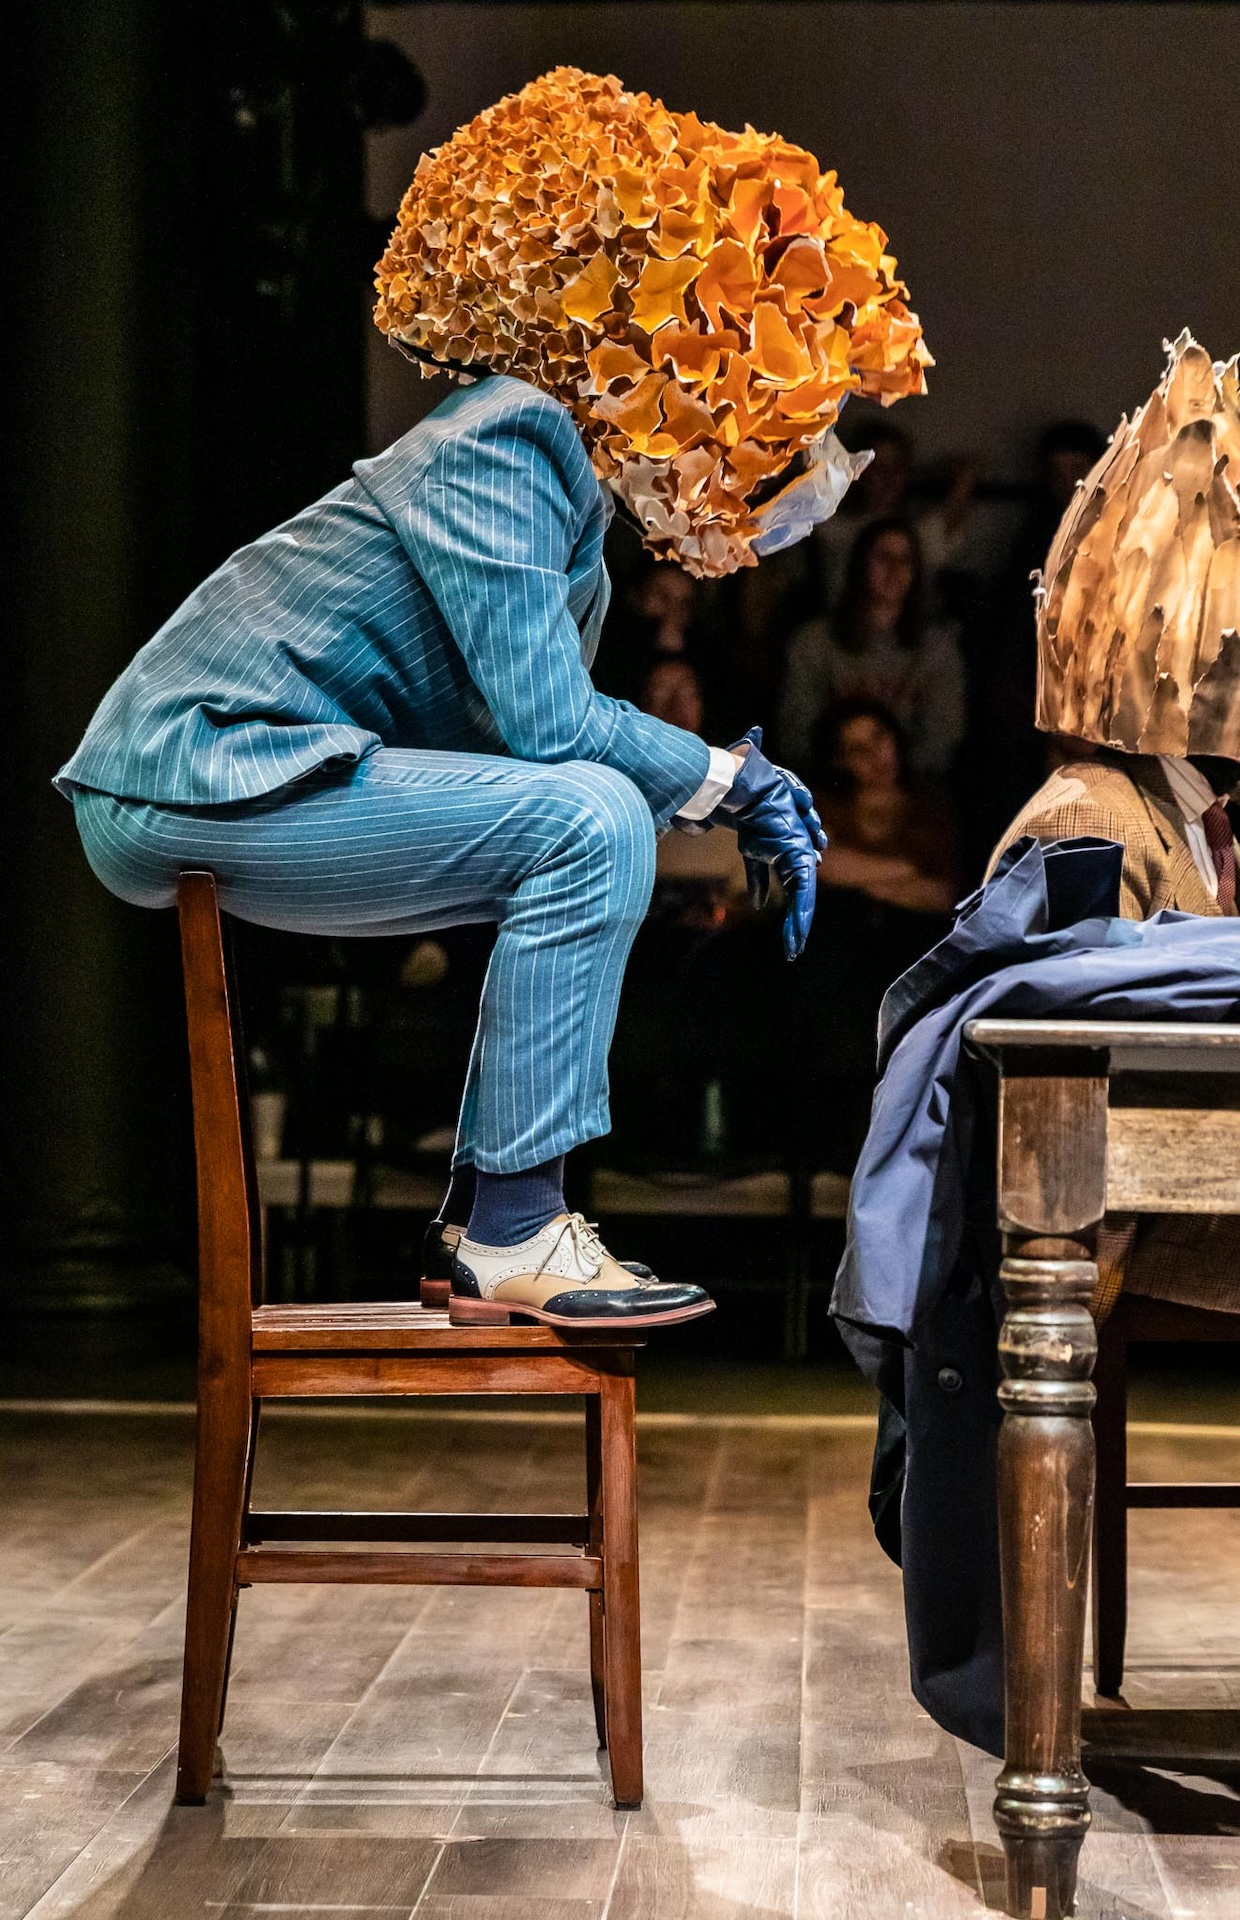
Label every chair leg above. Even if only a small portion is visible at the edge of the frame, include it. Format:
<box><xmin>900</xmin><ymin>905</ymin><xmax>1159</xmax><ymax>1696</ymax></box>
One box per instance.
<box><xmin>585</xmin><ymin>1395</ymin><xmax>607</xmax><ymax>1749</ymax></box>
<box><xmin>218</xmin><ymin>1400</ymin><xmax>261</xmax><ymax>1737</ymax></box>
<box><xmin>599</xmin><ymin>1362</ymin><xmax>643</xmax><ymax>1809</ymax></box>
<box><xmin>177</xmin><ymin>1383</ymin><xmax>254</xmax><ymax>1803</ymax></box>
<box><xmin>1091</xmin><ymin>1321</ymin><xmax>1128</xmax><ymax>1697</ymax></box>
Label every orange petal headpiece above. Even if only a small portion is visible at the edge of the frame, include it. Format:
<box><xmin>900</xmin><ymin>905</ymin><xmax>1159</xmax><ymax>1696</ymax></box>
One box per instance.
<box><xmin>1037</xmin><ymin>332</ymin><xmax>1240</xmax><ymax>755</ymax></box>
<box><xmin>374</xmin><ymin>67</ymin><xmax>931</xmax><ymax>577</ymax></box>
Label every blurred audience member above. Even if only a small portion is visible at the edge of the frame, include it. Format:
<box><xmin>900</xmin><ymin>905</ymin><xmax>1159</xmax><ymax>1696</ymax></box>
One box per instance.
<box><xmin>778</xmin><ymin>517</ymin><xmax>965</xmax><ymax>777</ymax></box>
<box><xmin>761</xmin><ymin>699</ymin><xmax>955</xmax><ymax>1171</ymax></box>
<box><xmin>814</xmin><ymin>419</ymin><xmax>982</xmax><ymax>615</ymax></box>
<box><xmin>1005</xmin><ymin>419</ymin><xmax>1108</xmax><ymax>599</ymax></box>
<box><xmin>814</xmin><ymin>420</ymin><xmax>914</xmax><ymax>583</ymax></box>
<box><xmin>813</xmin><ymin>699</ymin><xmax>960</xmax><ymax>914</ymax></box>
<box><xmin>960</xmin><ymin>418</ymin><xmax>1108</xmax><ymax>874</ymax></box>
<box><xmin>780</xmin><ymin>698</ymin><xmax>960</xmax><ymax>1169</ymax></box>
<box><xmin>640</xmin><ymin>655</ymin><xmax>705</xmax><ymax>735</ymax></box>
<box><xmin>593</xmin><ymin>555</ymin><xmax>707</xmax><ymax>707</ymax></box>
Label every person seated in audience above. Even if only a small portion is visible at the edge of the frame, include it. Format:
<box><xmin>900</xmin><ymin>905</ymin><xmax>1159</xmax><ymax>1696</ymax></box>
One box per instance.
<box><xmin>812</xmin><ymin>420</ymin><xmax>916</xmax><ymax>599</ymax></box>
<box><xmin>639</xmin><ymin>654</ymin><xmax>706</xmax><ymax>738</ymax></box>
<box><xmin>592</xmin><ymin>556</ymin><xmax>705</xmax><ymax>706</ymax></box>
<box><xmin>964</xmin><ymin>416</ymin><xmax>1109</xmax><ymax>866</ymax></box>
<box><xmin>813</xmin><ymin>419</ymin><xmax>982</xmax><ymax>614</ymax></box>
<box><xmin>813</xmin><ymin>699</ymin><xmax>960</xmax><ymax>915</ymax></box>
<box><xmin>780</xmin><ymin>699</ymin><xmax>960</xmax><ymax>1170</ymax></box>
<box><xmin>777</xmin><ymin>516</ymin><xmax>965</xmax><ymax>778</ymax></box>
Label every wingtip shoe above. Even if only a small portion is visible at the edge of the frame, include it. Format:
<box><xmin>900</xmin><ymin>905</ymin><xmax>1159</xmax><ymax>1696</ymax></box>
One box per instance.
<box><xmin>424</xmin><ymin>1216</ymin><xmax>658</xmax><ymax>1313</ymax></box>
<box><xmin>419</xmin><ymin>1219</ymin><xmax>459</xmax><ymax>1310</ymax></box>
<box><xmin>449</xmin><ymin>1212</ymin><xmax>714</xmax><ymax>1329</ymax></box>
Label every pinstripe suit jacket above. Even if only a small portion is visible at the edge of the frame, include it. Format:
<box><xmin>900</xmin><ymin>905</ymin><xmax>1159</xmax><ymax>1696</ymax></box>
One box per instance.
<box><xmin>55</xmin><ymin>376</ymin><xmax>711</xmax><ymax>823</ymax></box>
<box><xmin>988</xmin><ymin>754</ymin><xmax>1224</xmax><ymax>919</ymax></box>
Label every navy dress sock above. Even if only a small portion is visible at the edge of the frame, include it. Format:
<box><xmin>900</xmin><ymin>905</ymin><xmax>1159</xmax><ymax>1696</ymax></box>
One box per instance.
<box><xmin>438</xmin><ymin>1164</ymin><xmax>477</xmax><ymax>1227</ymax></box>
<box><xmin>467</xmin><ymin>1156</ymin><xmax>567</xmax><ymax>1248</ymax></box>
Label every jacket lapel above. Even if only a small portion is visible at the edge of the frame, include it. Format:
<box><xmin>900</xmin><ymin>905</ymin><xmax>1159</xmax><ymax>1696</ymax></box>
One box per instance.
<box><xmin>1129</xmin><ymin>757</ymin><xmax>1223</xmax><ymax>916</ymax></box>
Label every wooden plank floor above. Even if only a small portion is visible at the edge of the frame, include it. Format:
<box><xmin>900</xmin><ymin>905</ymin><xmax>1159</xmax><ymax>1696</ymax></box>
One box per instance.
<box><xmin>0</xmin><ymin>1404</ymin><xmax>1237</xmax><ymax>1919</ymax></box>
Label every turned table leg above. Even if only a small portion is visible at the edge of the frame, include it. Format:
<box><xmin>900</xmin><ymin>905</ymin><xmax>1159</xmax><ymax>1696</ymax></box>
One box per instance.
<box><xmin>995</xmin><ymin>1240</ymin><xmax>1097</xmax><ymax>1920</ymax></box>
<box><xmin>987</xmin><ymin>1049</ymin><xmax>1108</xmax><ymax>1920</ymax></box>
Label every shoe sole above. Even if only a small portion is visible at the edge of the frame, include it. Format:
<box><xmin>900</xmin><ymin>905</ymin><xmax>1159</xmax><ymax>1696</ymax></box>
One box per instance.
<box><xmin>447</xmin><ymin>1296</ymin><xmax>716</xmax><ymax>1330</ymax></box>
<box><xmin>419</xmin><ymin>1276</ymin><xmax>451</xmax><ymax>1311</ymax></box>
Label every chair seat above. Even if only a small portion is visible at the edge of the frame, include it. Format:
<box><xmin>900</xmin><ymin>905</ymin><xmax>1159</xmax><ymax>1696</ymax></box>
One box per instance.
<box><xmin>250</xmin><ymin>1302</ymin><xmax>644</xmax><ymax>1352</ymax></box>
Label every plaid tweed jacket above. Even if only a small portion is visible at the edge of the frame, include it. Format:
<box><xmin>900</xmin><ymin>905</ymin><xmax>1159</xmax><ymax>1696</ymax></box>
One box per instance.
<box><xmin>989</xmin><ymin>753</ymin><xmax>1225</xmax><ymax>920</ymax></box>
<box><xmin>992</xmin><ymin>752</ymin><xmax>1240</xmax><ymax>1314</ymax></box>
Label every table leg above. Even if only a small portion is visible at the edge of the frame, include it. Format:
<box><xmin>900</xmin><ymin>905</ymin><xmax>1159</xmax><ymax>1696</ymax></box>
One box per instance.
<box><xmin>994</xmin><ymin>1240</ymin><xmax>1097</xmax><ymax>1920</ymax></box>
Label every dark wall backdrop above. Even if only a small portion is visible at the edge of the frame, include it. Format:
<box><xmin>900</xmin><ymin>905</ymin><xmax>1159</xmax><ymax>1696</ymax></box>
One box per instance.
<box><xmin>9</xmin><ymin>0</ymin><xmax>382</xmax><ymax>1313</ymax></box>
<box><xmin>10</xmin><ymin>0</ymin><xmax>203</xmax><ymax>1312</ymax></box>
<box><xmin>366</xmin><ymin>3</ymin><xmax>1240</xmax><ymax>471</ymax></box>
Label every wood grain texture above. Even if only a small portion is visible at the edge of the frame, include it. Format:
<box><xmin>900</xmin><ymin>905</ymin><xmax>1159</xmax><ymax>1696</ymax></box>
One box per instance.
<box><xmin>598</xmin><ymin>1368</ymin><xmax>642</xmax><ymax>1809</ymax></box>
<box><xmin>11</xmin><ymin>1408</ymin><xmax>1240</xmax><ymax>1918</ymax></box>
<box><xmin>994</xmin><ymin>1257</ymin><xmax>1100</xmax><ymax>1910</ymax></box>
<box><xmin>1106</xmin><ymin>1105</ymin><xmax>1240</xmax><ymax>1211</ymax></box>
<box><xmin>250</xmin><ymin>1352</ymin><xmax>613</xmax><ymax>1397</ymax></box>
<box><xmin>995</xmin><ymin>1065</ymin><xmax>1109</xmax><ymax>1238</ymax></box>
<box><xmin>235</xmin><ymin>1549</ymin><xmax>603</xmax><ymax>1588</ymax></box>
<box><xmin>967</xmin><ymin>1019</ymin><xmax>1240</xmax><ymax>1064</ymax></box>
<box><xmin>252</xmin><ymin>1304</ymin><xmax>645</xmax><ymax>1351</ymax></box>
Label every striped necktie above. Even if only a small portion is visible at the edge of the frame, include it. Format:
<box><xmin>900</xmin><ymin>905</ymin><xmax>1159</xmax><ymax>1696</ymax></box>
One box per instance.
<box><xmin>1202</xmin><ymin>800</ymin><xmax>1236</xmax><ymax>912</ymax></box>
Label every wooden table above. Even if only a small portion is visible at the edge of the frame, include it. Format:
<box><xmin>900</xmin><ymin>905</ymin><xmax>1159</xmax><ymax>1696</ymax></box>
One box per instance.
<box><xmin>964</xmin><ymin>1019</ymin><xmax>1240</xmax><ymax>1920</ymax></box>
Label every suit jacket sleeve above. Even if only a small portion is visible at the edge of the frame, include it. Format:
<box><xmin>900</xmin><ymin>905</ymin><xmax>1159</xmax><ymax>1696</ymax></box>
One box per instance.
<box><xmin>398</xmin><ymin>397</ymin><xmax>711</xmax><ymax>823</ymax></box>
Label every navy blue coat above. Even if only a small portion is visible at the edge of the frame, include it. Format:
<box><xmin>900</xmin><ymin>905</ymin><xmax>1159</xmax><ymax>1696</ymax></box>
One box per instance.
<box><xmin>832</xmin><ymin>835</ymin><xmax>1240</xmax><ymax>1754</ymax></box>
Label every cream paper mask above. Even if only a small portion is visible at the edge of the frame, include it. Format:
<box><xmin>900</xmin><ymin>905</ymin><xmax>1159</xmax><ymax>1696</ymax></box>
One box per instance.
<box><xmin>1037</xmin><ymin>331</ymin><xmax>1240</xmax><ymax>755</ymax></box>
<box><xmin>374</xmin><ymin>67</ymin><xmax>930</xmax><ymax>578</ymax></box>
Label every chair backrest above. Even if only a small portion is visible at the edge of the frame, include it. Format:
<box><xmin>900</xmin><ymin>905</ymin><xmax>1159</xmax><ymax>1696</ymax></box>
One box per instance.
<box><xmin>178</xmin><ymin>872</ymin><xmax>261</xmax><ymax>1362</ymax></box>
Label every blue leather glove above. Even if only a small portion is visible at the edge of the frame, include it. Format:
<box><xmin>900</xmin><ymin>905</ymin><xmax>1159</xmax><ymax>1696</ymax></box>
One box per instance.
<box><xmin>707</xmin><ymin>726</ymin><xmax>827</xmax><ymax>960</ymax></box>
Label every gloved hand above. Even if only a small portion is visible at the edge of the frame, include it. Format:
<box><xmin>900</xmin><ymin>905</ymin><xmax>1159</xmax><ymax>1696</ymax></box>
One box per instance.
<box><xmin>707</xmin><ymin>726</ymin><xmax>827</xmax><ymax>960</ymax></box>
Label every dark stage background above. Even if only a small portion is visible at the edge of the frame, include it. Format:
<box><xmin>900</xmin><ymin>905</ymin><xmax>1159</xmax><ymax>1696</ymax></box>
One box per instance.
<box><xmin>8</xmin><ymin>2</ymin><xmax>1239</xmax><ymax>1358</ymax></box>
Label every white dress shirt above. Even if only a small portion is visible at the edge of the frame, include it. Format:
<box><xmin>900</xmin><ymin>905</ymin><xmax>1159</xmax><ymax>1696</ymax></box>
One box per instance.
<box><xmin>675</xmin><ymin>744</ymin><xmax>742</xmax><ymax>823</ymax></box>
<box><xmin>1158</xmin><ymin>754</ymin><xmax>1224</xmax><ymax>899</ymax></box>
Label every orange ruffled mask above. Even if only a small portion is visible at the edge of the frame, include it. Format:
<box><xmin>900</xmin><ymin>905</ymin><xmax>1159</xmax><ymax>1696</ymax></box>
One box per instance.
<box><xmin>374</xmin><ymin>67</ymin><xmax>931</xmax><ymax>577</ymax></box>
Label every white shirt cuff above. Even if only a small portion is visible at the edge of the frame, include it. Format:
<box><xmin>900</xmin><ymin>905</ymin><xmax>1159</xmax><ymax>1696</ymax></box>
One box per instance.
<box><xmin>674</xmin><ymin>745</ymin><xmax>740</xmax><ymax>824</ymax></box>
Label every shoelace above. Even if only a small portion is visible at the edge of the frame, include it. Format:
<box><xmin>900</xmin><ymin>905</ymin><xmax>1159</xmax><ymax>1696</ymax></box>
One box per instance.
<box><xmin>544</xmin><ymin>1213</ymin><xmax>659</xmax><ymax>1287</ymax></box>
<box><xmin>553</xmin><ymin>1212</ymin><xmax>608</xmax><ymax>1281</ymax></box>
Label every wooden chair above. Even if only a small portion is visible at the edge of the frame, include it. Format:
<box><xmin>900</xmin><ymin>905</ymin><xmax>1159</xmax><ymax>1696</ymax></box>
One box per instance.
<box><xmin>1092</xmin><ymin>1294</ymin><xmax>1240</xmax><ymax>1695</ymax></box>
<box><xmin>174</xmin><ymin>870</ymin><xmax>645</xmax><ymax>1810</ymax></box>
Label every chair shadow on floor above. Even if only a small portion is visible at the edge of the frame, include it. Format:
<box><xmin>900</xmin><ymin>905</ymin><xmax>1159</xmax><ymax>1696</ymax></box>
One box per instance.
<box><xmin>1083</xmin><ymin>1706</ymin><xmax>1240</xmax><ymax>1836</ymax></box>
<box><xmin>54</xmin><ymin>1766</ymin><xmax>606</xmax><ymax>1920</ymax></box>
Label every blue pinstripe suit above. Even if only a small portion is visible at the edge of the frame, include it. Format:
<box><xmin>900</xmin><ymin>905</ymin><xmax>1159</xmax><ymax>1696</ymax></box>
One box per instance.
<box><xmin>59</xmin><ymin>376</ymin><xmax>715</xmax><ymax>1171</ymax></box>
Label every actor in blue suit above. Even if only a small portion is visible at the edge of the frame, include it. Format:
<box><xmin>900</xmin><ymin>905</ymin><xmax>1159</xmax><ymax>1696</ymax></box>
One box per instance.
<box><xmin>57</xmin><ymin>68</ymin><xmax>929</xmax><ymax>1326</ymax></box>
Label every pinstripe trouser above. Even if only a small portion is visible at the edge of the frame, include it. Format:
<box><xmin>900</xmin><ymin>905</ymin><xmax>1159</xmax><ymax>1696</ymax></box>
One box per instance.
<box><xmin>72</xmin><ymin>749</ymin><xmax>658</xmax><ymax>1172</ymax></box>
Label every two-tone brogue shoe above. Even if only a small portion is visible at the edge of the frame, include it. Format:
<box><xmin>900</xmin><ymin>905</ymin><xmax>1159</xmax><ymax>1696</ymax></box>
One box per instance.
<box><xmin>422</xmin><ymin>1217</ymin><xmax>658</xmax><ymax>1312</ymax></box>
<box><xmin>449</xmin><ymin>1212</ymin><xmax>714</xmax><ymax>1329</ymax></box>
<box><xmin>419</xmin><ymin>1219</ymin><xmax>460</xmax><ymax>1310</ymax></box>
